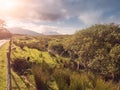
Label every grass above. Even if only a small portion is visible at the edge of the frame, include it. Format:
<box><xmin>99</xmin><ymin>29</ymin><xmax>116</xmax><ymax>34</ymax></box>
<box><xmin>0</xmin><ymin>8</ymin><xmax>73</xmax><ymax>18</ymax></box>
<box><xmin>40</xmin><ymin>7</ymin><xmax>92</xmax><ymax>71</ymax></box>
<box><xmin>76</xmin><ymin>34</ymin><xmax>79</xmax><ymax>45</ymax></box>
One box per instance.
<box><xmin>0</xmin><ymin>42</ymin><xmax>36</xmax><ymax>90</ymax></box>
<box><xmin>0</xmin><ymin>43</ymin><xmax>9</xmax><ymax>90</ymax></box>
<box><xmin>11</xmin><ymin>45</ymin><xmax>61</xmax><ymax>89</ymax></box>
<box><xmin>10</xmin><ymin>44</ymin><xmax>70</xmax><ymax>90</ymax></box>
<box><xmin>11</xmin><ymin>36</ymin><xmax>120</xmax><ymax>90</ymax></box>
<box><xmin>11</xmin><ymin>46</ymin><xmax>36</xmax><ymax>90</ymax></box>
<box><xmin>11</xmin><ymin>70</ymin><xmax>36</xmax><ymax>90</ymax></box>
<box><xmin>11</xmin><ymin>46</ymin><xmax>61</xmax><ymax>66</ymax></box>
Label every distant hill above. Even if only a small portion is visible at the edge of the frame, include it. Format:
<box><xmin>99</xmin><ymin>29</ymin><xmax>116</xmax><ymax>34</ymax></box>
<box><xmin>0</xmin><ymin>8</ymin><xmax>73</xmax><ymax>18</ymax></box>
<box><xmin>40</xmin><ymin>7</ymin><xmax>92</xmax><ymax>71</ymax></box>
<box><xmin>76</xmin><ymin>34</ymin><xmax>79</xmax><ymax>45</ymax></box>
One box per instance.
<box><xmin>42</xmin><ymin>31</ymin><xmax>60</xmax><ymax>35</ymax></box>
<box><xmin>0</xmin><ymin>28</ymin><xmax>12</xmax><ymax>39</ymax></box>
<box><xmin>8</xmin><ymin>27</ymin><xmax>61</xmax><ymax>36</ymax></box>
<box><xmin>8</xmin><ymin>27</ymin><xmax>41</xmax><ymax>36</ymax></box>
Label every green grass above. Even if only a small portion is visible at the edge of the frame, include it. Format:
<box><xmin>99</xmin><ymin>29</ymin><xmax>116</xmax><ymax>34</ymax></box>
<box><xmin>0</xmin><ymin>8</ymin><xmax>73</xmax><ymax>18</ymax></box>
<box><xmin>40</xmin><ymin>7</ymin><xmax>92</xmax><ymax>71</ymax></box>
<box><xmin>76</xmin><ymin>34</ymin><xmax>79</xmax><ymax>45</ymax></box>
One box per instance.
<box><xmin>11</xmin><ymin>46</ymin><xmax>59</xmax><ymax>65</ymax></box>
<box><xmin>0</xmin><ymin>43</ymin><xmax>9</xmax><ymax>90</ymax></box>
<box><xmin>0</xmin><ymin>43</ymin><xmax>36</xmax><ymax>90</ymax></box>
<box><xmin>11</xmin><ymin>45</ymin><xmax>70</xmax><ymax>89</ymax></box>
<box><xmin>11</xmin><ymin>46</ymin><xmax>37</xmax><ymax>90</ymax></box>
<box><xmin>11</xmin><ymin>45</ymin><xmax>60</xmax><ymax>89</ymax></box>
<box><xmin>11</xmin><ymin>70</ymin><xmax>36</xmax><ymax>90</ymax></box>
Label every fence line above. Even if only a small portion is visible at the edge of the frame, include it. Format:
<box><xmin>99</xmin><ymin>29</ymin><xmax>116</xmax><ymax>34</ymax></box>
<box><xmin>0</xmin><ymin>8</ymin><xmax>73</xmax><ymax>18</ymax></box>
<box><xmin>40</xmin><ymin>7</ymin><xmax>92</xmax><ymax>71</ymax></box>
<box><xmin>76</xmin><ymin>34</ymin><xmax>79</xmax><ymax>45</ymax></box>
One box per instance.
<box><xmin>6</xmin><ymin>39</ymin><xmax>12</xmax><ymax>90</ymax></box>
<box><xmin>6</xmin><ymin>38</ymin><xmax>36</xmax><ymax>90</ymax></box>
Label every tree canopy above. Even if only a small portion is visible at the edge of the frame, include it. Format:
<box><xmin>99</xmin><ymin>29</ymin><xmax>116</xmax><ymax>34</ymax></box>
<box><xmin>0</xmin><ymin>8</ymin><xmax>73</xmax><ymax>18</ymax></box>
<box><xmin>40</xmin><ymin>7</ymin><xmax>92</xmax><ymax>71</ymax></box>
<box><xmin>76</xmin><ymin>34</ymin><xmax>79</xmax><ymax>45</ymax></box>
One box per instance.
<box><xmin>0</xmin><ymin>19</ymin><xmax>12</xmax><ymax>39</ymax></box>
<box><xmin>64</xmin><ymin>24</ymin><xmax>120</xmax><ymax>81</ymax></box>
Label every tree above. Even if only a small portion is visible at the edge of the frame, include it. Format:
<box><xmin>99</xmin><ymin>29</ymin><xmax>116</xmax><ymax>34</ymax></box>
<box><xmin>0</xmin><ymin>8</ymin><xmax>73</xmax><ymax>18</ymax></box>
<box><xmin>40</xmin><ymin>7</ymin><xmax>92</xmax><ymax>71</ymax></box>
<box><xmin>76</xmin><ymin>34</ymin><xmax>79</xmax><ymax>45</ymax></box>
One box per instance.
<box><xmin>66</xmin><ymin>24</ymin><xmax>120</xmax><ymax>81</ymax></box>
<box><xmin>0</xmin><ymin>19</ymin><xmax>5</xmax><ymax>28</ymax></box>
<box><xmin>0</xmin><ymin>19</ymin><xmax>12</xmax><ymax>39</ymax></box>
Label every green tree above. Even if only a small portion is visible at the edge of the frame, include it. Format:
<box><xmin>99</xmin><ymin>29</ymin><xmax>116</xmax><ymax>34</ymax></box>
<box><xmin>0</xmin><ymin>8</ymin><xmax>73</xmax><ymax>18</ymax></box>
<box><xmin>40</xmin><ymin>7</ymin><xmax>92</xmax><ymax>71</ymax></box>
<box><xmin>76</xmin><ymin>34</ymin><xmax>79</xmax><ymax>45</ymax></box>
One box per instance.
<box><xmin>67</xmin><ymin>24</ymin><xmax>120</xmax><ymax>81</ymax></box>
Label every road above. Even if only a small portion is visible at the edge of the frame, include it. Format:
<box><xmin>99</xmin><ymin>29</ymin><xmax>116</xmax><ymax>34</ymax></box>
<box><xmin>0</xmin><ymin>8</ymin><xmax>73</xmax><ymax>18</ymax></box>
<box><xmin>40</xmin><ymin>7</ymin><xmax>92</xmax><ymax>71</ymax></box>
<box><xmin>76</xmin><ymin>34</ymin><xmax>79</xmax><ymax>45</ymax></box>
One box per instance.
<box><xmin>0</xmin><ymin>39</ymin><xmax>8</xmax><ymax>47</ymax></box>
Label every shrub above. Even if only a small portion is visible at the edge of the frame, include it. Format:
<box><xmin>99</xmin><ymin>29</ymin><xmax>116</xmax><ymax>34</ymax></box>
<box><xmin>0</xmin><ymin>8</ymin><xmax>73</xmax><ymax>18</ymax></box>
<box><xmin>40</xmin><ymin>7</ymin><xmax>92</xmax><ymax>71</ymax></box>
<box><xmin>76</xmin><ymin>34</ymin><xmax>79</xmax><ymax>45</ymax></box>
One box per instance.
<box><xmin>32</xmin><ymin>63</ymin><xmax>118</xmax><ymax>90</ymax></box>
<box><xmin>49</xmin><ymin>41</ymin><xmax>64</xmax><ymax>55</ymax></box>
<box><xmin>32</xmin><ymin>62</ymin><xmax>53</xmax><ymax>90</ymax></box>
<box><xmin>53</xmin><ymin>69</ymin><xmax>71</xmax><ymax>90</ymax></box>
<box><xmin>11</xmin><ymin>58</ymin><xmax>32</xmax><ymax>75</ymax></box>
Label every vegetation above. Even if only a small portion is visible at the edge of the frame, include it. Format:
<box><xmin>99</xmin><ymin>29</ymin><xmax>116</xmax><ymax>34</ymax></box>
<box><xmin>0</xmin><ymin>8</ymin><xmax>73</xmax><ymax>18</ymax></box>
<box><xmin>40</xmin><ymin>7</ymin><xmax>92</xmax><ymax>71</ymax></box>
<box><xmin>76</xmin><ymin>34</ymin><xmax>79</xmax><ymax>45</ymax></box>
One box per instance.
<box><xmin>0</xmin><ymin>19</ymin><xmax>12</xmax><ymax>39</ymax></box>
<box><xmin>28</xmin><ymin>61</ymin><xmax>119</xmax><ymax>90</ymax></box>
<box><xmin>0</xmin><ymin>23</ymin><xmax>119</xmax><ymax>90</ymax></box>
<box><xmin>0</xmin><ymin>43</ymin><xmax>9</xmax><ymax>90</ymax></box>
<box><xmin>66</xmin><ymin>24</ymin><xmax>120</xmax><ymax>82</ymax></box>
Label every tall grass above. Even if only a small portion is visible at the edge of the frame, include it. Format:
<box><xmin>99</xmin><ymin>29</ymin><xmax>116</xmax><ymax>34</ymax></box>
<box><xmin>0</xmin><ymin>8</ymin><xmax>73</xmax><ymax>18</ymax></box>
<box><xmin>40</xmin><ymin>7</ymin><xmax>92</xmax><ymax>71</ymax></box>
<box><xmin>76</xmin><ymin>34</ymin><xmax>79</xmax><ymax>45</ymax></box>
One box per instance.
<box><xmin>32</xmin><ymin>62</ymin><xmax>119</xmax><ymax>90</ymax></box>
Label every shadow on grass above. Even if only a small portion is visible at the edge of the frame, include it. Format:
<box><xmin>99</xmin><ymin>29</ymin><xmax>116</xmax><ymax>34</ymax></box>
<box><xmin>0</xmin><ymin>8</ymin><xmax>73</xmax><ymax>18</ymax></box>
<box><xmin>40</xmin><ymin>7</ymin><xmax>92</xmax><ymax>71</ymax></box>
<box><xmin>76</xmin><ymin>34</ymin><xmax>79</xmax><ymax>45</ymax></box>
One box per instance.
<box><xmin>11</xmin><ymin>73</ymin><xmax>21</xmax><ymax>90</ymax></box>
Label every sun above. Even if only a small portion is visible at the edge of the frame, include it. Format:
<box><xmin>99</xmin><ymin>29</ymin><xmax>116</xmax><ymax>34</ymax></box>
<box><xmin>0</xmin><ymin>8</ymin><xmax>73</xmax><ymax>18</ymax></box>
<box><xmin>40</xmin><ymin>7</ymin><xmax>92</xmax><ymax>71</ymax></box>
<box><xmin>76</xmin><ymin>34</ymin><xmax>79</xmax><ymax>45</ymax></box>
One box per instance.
<box><xmin>0</xmin><ymin>0</ymin><xmax>18</xmax><ymax>11</ymax></box>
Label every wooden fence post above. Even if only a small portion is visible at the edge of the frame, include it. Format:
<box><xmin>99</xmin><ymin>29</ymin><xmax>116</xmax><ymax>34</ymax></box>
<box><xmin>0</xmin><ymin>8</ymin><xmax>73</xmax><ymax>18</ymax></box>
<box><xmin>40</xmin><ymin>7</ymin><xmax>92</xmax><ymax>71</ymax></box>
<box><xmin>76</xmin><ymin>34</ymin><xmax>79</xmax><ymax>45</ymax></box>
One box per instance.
<box><xmin>7</xmin><ymin>39</ymin><xmax>12</xmax><ymax>90</ymax></box>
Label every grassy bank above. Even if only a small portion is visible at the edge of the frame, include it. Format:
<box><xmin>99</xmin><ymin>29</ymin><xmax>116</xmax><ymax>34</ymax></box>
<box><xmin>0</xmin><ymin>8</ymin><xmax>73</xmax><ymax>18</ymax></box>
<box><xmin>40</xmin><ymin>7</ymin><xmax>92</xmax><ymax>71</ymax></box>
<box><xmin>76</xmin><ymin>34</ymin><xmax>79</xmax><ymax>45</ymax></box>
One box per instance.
<box><xmin>0</xmin><ymin>43</ymin><xmax>8</xmax><ymax>90</ymax></box>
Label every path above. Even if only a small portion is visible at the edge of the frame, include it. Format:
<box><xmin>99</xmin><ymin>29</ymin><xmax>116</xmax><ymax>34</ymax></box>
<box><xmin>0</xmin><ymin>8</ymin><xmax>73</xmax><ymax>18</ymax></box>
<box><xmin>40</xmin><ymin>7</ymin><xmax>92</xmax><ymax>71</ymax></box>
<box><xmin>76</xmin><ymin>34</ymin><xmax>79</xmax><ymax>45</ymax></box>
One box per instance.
<box><xmin>0</xmin><ymin>40</ymin><xmax>8</xmax><ymax>47</ymax></box>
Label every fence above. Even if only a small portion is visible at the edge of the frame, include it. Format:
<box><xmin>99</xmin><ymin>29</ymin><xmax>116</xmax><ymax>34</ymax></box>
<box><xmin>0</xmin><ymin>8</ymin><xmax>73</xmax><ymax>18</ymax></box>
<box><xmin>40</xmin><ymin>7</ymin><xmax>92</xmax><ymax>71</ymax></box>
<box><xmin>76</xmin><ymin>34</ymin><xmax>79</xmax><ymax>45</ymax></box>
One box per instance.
<box><xmin>6</xmin><ymin>39</ymin><xmax>12</xmax><ymax>90</ymax></box>
<box><xmin>6</xmin><ymin>38</ymin><xmax>36</xmax><ymax>90</ymax></box>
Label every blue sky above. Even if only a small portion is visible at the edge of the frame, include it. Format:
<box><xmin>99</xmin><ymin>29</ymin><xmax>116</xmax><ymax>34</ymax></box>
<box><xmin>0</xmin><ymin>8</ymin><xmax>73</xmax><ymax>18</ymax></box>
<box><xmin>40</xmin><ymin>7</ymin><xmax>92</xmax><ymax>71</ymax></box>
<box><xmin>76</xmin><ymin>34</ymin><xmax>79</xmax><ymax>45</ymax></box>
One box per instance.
<box><xmin>0</xmin><ymin>0</ymin><xmax>120</xmax><ymax>34</ymax></box>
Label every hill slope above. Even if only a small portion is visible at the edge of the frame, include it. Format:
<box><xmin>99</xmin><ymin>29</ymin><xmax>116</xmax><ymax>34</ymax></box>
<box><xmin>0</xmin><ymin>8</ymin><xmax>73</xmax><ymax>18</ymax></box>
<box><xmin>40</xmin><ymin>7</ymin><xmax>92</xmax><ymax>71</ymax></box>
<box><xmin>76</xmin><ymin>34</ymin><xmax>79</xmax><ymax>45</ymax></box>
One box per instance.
<box><xmin>8</xmin><ymin>27</ymin><xmax>41</xmax><ymax>36</ymax></box>
<box><xmin>42</xmin><ymin>31</ymin><xmax>60</xmax><ymax>35</ymax></box>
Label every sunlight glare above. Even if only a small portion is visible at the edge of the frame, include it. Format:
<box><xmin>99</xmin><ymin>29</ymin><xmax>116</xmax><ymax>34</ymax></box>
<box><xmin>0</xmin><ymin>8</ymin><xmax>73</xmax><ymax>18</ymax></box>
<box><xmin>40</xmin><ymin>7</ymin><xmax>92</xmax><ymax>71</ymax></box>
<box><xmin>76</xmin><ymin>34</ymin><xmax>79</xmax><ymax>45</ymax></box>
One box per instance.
<box><xmin>0</xmin><ymin>0</ymin><xmax>18</xmax><ymax>11</ymax></box>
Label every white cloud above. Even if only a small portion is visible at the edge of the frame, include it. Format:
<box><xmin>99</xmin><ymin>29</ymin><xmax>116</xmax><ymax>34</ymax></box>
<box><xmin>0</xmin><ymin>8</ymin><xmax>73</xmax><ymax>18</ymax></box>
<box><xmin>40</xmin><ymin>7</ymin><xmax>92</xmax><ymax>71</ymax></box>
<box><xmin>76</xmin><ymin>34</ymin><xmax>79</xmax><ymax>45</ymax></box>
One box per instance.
<box><xmin>79</xmin><ymin>11</ymin><xmax>103</xmax><ymax>25</ymax></box>
<box><xmin>1</xmin><ymin>0</ymin><xmax>119</xmax><ymax>23</ymax></box>
<box><xmin>105</xmin><ymin>15</ymin><xmax>120</xmax><ymax>24</ymax></box>
<box><xmin>28</xmin><ymin>25</ymin><xmax>75</xmax><ymax>34</ymax></box>
<box><xmin>6</xmin><ymin>20</ymin><xmax>74</xmax><ymax>34</ymax></box>
<box><xmin>1</xmin><ymin>0</ymin><xmax>120</xmax><ymax>34</ymax></box>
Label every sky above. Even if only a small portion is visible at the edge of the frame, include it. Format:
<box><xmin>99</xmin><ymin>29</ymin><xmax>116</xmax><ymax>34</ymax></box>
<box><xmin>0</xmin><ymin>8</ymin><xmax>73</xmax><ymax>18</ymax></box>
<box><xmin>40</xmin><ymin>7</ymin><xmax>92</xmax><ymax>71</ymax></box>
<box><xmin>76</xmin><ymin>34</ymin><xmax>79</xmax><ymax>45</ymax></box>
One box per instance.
<box><xmin>0</xmin><ymin>0</ymin><xmax>120</xmax><ymax>34</ymax></box>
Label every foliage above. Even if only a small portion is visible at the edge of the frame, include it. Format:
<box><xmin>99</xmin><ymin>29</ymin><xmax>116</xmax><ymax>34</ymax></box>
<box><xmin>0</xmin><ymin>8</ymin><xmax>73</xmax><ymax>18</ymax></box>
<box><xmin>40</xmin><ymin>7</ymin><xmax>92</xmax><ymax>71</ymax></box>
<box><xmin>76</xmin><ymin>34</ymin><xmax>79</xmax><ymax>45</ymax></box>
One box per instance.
<box><xmin>32</xmin><ymin>62</ymin><xmax>55</xmax><ymax>90</ymax></box>
<box><xmin>48</xmin><ymin>41</ymin><xmax>64</xmax><ymax>55</ymax></box>
<box><xmin>11</xmin><ymin>58</ymin><xmax>33</xmax><ymax>75</ymax></box>
<box><xmin>33</xmin><ymin>63</ymin><xmax>118</xmax><ymax>90</ymax></box>
<box><xmin>11</xmin><ymin>23</ymin><xmax>120</xmax><ymax>89</ymax></box>
<box><xmin>13</xmin><ymin>36</ymin><xmax>50</xmax><ymax>51</ymax></box>
<box><xmin>0</xmin><ymin>19</ymin><xmax>12</xmax><ymax>39</ymax></box>
<box><xmin>67</xmin><ymin>24</ymin><xmax>120</xmax><ymax>82</ymax></box>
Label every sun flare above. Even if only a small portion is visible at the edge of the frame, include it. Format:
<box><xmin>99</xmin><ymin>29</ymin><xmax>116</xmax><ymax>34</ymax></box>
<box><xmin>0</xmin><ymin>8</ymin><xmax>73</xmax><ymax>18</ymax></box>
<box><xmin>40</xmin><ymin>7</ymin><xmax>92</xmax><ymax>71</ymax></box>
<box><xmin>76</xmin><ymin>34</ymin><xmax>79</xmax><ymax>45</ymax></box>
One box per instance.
<box><xmin>0</xmin><ymin>0</ymin><xmax>18</xmax><ymax>11</ymax></box>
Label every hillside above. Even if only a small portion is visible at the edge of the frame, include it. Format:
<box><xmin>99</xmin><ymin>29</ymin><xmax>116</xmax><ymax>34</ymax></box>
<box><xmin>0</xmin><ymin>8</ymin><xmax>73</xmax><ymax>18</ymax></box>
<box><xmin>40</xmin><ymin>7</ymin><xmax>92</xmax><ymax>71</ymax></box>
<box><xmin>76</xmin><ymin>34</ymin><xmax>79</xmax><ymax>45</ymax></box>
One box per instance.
<box><xmin>42</xmin><ymin>31</ymin><xmax>60</xmax><ymax>35</ymax></box>
<box><xmin>8</xmin><ymin>27</ymin><xmax>62</xmax><ymax>35</ymax></box>
<box><xmin>8</xmin><ymin>27</ymin><xmax>41</xmax><ymax>36</ymax></box>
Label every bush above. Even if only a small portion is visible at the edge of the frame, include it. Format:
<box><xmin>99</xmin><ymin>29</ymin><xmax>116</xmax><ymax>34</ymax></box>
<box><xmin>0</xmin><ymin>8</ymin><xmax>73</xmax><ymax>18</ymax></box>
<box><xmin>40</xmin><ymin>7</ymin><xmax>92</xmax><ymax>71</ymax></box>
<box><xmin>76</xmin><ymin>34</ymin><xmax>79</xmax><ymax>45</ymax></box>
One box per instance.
<box><xmin>67</xmin><ymin>24</ymin><xmax>120</xmax><ymax>82</ymax></box>
<box><xmin>32</xmin><ymin>63</ymin><xmax>118</xmax><ymax>90</ymax></box>
<box><xmin>53</xmin><ymin>69</ymin><xmax>71</xmax><ymax>90</ymax></box>
<box><xmin>48</xmin><ymin>41</ymin><xmax>65</xmax><ymax>56</ymax></box>
<box><xmin>32</xmin><ymin>62</ymin><xmax>54</xmax><ymax>90</ymax></box>
<box><xmin>11</xmin><ymin>58</ymin><xmax>32</xmax><ymax>75</ymax></box>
